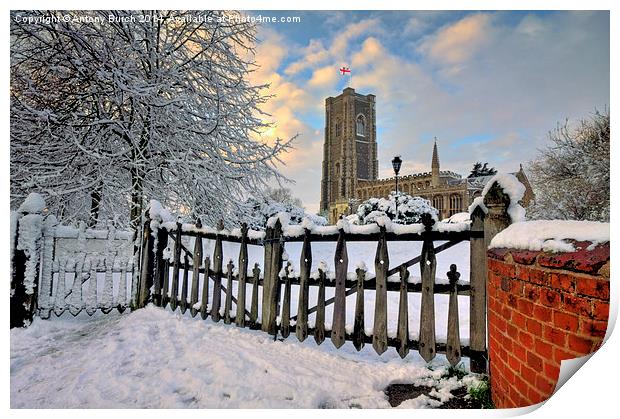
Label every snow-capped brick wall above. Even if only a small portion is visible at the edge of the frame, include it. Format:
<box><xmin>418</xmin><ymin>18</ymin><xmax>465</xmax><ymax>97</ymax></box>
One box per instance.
<box><xmin>486</xmin><ymin>241</ymin><xmax>610</xmax><ymax>408</ymax></box>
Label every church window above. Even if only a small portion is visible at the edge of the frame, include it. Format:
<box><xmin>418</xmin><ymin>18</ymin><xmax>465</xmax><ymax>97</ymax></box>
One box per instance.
<box><xmin>336</xmin><ymin>119</ymin><xmax>342</xmax><ymax>136</ymax></box>
<box><xmin>356</xmin><ymin>115</ymin><xmax>365</xmax><ymax>137</ymax></box>
<box><xmin>450</xmin><ymin>194</ymin><xmax>462</xmax><ymax>216</ymax></box>
<box><xmin>433</xmin><ymin>195</ymin><xmax>444</xmax><ymax>212</ymax></box>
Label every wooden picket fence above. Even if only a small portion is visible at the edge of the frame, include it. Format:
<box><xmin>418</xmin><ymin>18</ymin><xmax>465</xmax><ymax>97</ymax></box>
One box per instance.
<box><xmin>137</xmin><ymin>209</ymin><xmax>490</xmax><ymax>373</ymax></box>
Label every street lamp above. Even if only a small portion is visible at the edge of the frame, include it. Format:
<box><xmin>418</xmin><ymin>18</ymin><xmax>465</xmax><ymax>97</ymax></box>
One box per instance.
<box><xmin>392</xmin><ymin>155</ymin><xmax>403</xmax><ymax>220</ymax></box>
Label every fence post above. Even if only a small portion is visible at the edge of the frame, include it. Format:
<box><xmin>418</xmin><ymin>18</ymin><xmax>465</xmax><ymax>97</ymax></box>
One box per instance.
<box><xmin>10</xmin><ymin>193</ymin><xmax>46</xmax><ymax>328</ymax></box>
<box><xmin>152</xmin><ymin>221</ymin><xmax>169</xmax><ymax>307</ymax></box>
<box><xmin>482</xmin><ymin>182</ymin><xmax>512</xmax><ymax>249</ymax></box>
<box><xmin>262</xmin><ymin>219</ymin><xmax>283</xmax><ymax>335</ymax></box>
<box><xmin>471</xmin><ymin>180</ymin><xmax>512</xmax><ymax>373</ymax></box>
<box><xmin>469</xmin><ymin>205</ymin><xmax>487</xmax><ymax>373</ymax></box>
<box><xmin>137</xmin><ymin>209</ymin><xmax>155</xmax><ymax>308</ymax></box>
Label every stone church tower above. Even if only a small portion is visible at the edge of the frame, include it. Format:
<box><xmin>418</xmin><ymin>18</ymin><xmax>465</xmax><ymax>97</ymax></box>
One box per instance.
<box><xmin>319</xmin><ymin>88</ymin><xmax>378</xmax><ymax>218</ymax></box>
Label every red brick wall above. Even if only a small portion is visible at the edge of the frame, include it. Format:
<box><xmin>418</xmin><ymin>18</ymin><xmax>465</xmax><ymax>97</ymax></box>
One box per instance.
<box><xmin>487</xmin><ymin>241</ymin><xmax>610</xmax><ymax>408</ymax></box>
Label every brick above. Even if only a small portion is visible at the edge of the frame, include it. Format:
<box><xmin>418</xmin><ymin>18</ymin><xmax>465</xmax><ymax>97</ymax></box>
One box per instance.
<box><xmin>592</xmin><ymin>301</ymin><xmax>610</xmax><ymax>321</ymax></box>
<box><xmin>521</xmin><ymin>365</ymin><xmax>537</xmax><ymax>384</ymax></box>
<box><xmin>512</xmin><ymin>311</ymin><xmax>526</xmax><ymax>328</ymax></box>
<box><xmin>511</xmin><ymin>250</ymin><xmax>540</xmax><ymax>265</ymax></box>
<box><xmin>544</xmin><ymin>325</ymin><xmax>566</xmax><ymax>347</ymax></box>
<box><xmin>503</xmin><ymin>364</ymin><xmax>516</xmax><ymax>384</ymax></box>
<box><xmin>513</xmin><ymin>343</ymin><xmax>526</xmax><ymax>362</ymax></box>
<box><xmin>580</xmin><ymin>319</ymin><xmax>608</xmax><ymax>338</ymax></box>
<box><xmin>501</xmin><ymin>334</ymin><xmax>514</xmax><ymax>351</ymax></box>
<box><xmin>491</xmin><ymin>260</ymin><xmax>516</xmax><ymax>277</ymax></box>
<box><xmin>501</xmin><ymin>277</ymin><xmax>513</xmax><ymax>292</ymax></box>
<box><xmin>519</xmin><ymin>330</ymin><xmax>534</xmax><ymax>347</ymax></box>
<box><xmin>517</xmin><ymin>266</ymin><xmax>532</xmax><ymax>282</ymax></box>
<box><xmin>576</xmin><ymin>277</ymin><xmax>610</xmax><ymax>300</ymax></box>
<box><xmin>507</xmin><ymin>354</ymin><xmax>521</xmax><ymax>373</ymax></box>
<box><xmin>535</xmin><ymin>338</ymin><xmax>553</xmax><ymax>359</ymax></box>
<box><xmin>554</xmin><ymin>347</ymin><xmax>576</xmax><ymax>363</ymax></box>
<box><xmin>501</xmin><ymin>304</ymin><xmax>513</xmax><ymax>321</ymax></box>
<box><xmin>511</xmin><ymin>378</ymin><xmax>525</xmax><ymax>400</ymax></box>
<box><xmin>538</xmin><ymin>241</ymin><xmax>609</xmax><ymax>274</ymax></box>
<box><xmin>522</xmin><ymin>283</ymin><xmax>541</xmax><ymax>302</ymax></box>
<box><xmin>535</xmin><ymin>375</ymin><xmax>555</xmax><ymax>396</ymax></box>
<box><xmin>490</xmin><ymin>271</ymin><xmax>505</xmax><ymax>287</ymax></box>
<box><xmin>528</xmin><ymin>268</ymin><xmax>549</xmax><ymax>286</ymax></box>
<box><xmin>488</xmin><ymin>248</ymin><xmax>511</xmax><ymax>261</ymax></box>
<box><xmin>518</xmin><ymin>298</ymin><xmax>535</xmax><ymax>317</ymax></box>
<box><xmin>527</xmin><ymin>351</ymin><xmax>544</xmax><ymax>370</ymax></box>
<box><xmin>528</xmin><ymin>386</ymin><xmax>546</xmax><ymax>405</ymax></box>
<box><xmin>490</xmin><ymin>312</ymin><xmax>507</xmax><ymax>332</ymax></box>
<box><xmin>562</xmin><ymin>294</ymin><xmax>592</xmax><ymax>317</ymax></box>
<box><xmin>540</xmin><ymin>289</ymin><xmax>561</xmax><ymax>308</ymax></box>
<box><xmin>507</xmin><ymin>294</ymin><xmax>518</xmax><ymax>309</ymax></box>
<box><xmin>550</xmin><ymin>273</ymin><xmax>575</xmax><ymax>293</ymax></box>
<box><xmin>543</xmin><ymin>362</ymin><xmax>560</xmax><ymax>381</ymax></box>
<box><xmin>553</xmin><ymin>311</ymin><xmax>579</xmax><ymax>333</ymax></box>
<box><xmin>506</xmin><ymin>322</ymin><xmax>518</xmax><ymax>338</ymax></box>
<box><xmin>526</xmin><ymin>318</ymin><xmax>543</xmax><ymax>336</ymax></box>
<box><xmin>533</xmin><ymin>304</ymin><xmax>552</xmax><ymax>323</ymax></box>
<box><xmin>567</xmin><ymin>334</ymin><xmax>594</xmax><ymax>354</ymax></box>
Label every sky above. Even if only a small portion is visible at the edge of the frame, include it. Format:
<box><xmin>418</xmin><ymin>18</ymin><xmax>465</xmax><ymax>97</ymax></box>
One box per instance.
<box><xmin>246</xmin><ymin>10</ymin><xmax>609</xmax><ymax>214</ymax></box>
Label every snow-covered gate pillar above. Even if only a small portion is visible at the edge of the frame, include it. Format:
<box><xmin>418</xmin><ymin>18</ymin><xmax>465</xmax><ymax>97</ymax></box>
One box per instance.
<box><xmin>10</xmin><ymin>193</ymin><xmax>49</xmax><ymax>328</ymax></box>
<box><xmin>469</xmin><ymin>180</ymin><xmax>513</xmax><ymax>373</ymax></box>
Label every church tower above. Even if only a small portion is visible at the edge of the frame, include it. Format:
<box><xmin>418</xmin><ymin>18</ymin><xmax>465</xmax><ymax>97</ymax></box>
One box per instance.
<box><xmin>319</xmin><ymin>88</ymin><xmax>378</xmax><ymax>218</ymax></box>
<box><xmin>431</xmin><ymin>137</ymin><xmax>440</xmax><ymax>187</ymax></box>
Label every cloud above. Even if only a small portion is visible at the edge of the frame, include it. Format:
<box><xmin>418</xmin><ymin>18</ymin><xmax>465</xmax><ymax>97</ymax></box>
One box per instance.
<box><xmin>351</xmin><ymin>37</ymin><xmax>384</xmax><ymax>67</ymax></box>
<box><xmin>284</xmin><ymin>39</ymin><xmax>330</xmax><ymax>75</ymax></box>
<box><xmin>249</xmin><ymin>11</ymin><xmax>608</xmax><ymax>214</ymax></box>
<box><xmin>308</xmin><ymin>65</ymin><xmax>339</xmax><ymax>88</ymax></box>
<box><xmin>331</xmin><ymin>18</ymin><xmax>382</xmax><ymax>58</ymax></box>
<box><xmin>285</xmin><ymin>18</ymin><xmax>381</xmax><ymax>76</ymax></box>
<box><xmin>419</xmin><ymin>13</ymin><xmax>492</xmax><ymax>66</ymax></box>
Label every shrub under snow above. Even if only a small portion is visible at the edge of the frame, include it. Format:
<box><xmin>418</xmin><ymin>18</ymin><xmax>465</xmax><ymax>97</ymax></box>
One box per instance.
<box><xmin>241</xmin><ymin>196</ymin><xmax>327</xmax><ymax>230</ymax></box>
<box><xmin>354</xmin><ymin>191</ymin><xmax>439</xmax><ymax>225</ymax></box>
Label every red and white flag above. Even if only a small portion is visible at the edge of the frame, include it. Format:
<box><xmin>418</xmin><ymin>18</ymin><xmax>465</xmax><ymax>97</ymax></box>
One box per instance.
<box><xmin>339</xmin><ymin>66</ymin><xmax>351</xmax><ymax>75</ymax></box>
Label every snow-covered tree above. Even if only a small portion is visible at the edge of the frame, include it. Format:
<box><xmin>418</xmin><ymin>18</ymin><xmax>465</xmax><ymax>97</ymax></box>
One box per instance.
<box><xmin>10</xmin><ymin>10</ymin><xmax>294</xmax><ymax>230</ymax></box>
<box><xmin>526</xmin><ymin>109</ymin><xmax>609</xmax><ymax>221</ymax></box>
<box><xmin>239</xmin><ymin>195</ymin><xmax>327</xmax><ymax>230</ymax></box>
<box><xmin>265</xmin><ymin>187</ymin><xmax>303</xmax><ymax>208</ymax></box>
<box><xmin>468</xmin><ymin>162</ymin><xmax>497</xmax><ymax>178</ymax></box>
<box><xmin>354</xmin><ymin>191</ymin><xmax>439</xmax><ymax>225</ymax></box>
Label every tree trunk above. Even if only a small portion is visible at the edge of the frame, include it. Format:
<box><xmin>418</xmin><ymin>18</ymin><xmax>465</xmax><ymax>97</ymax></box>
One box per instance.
<box><xmin>88</xmin><ymin>181</ymin><xmax>103</xmax><ymax>228</ymax></box>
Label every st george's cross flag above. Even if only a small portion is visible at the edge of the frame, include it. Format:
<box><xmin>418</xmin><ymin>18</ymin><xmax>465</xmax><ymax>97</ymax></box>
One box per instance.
<box><xmin>339</xmin><ymin>66</ymin><xmax>351</xmax><ymax>75</ymax></box>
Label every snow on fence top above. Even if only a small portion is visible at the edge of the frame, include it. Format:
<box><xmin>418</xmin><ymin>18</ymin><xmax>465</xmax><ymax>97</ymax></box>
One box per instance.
<box><xmin>17</xmin><ymin>192</ymin><xmax>46</xmax><ymax>213</ymax></box>
<box><xmin>468</xmin><ymin>173</ymin><xmax>526</xmax><ymax>223</ymax></box>
<box><xmin>489</xmin><ymin>220</ymin><xmax>610</xmax><ymax>253</ymax></box>
<box><xmin>150</xmin><ymin>200</ymin><xmax>471</xmax><ymax>242</ymax></box>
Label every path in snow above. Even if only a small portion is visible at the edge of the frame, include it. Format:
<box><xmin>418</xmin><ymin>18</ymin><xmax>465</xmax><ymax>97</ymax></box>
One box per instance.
<box><xmin>10</xmin><ymin>306</ymin><xmax>481</xmax><ymax>408</ymax></box>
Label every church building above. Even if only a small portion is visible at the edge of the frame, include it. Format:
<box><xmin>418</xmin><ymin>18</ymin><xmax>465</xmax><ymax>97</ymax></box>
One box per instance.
<box><xmin>319</xmin><ymin>87</ymin><xmax>533</xmax><ymax>224</ymax></box>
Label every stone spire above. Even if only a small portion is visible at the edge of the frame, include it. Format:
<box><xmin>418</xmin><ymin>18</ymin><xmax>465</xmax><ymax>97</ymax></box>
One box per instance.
<box><xmin>431</xmin><ymin>137</ymin><xmax>440</xmax><ymax>187</ymax></box>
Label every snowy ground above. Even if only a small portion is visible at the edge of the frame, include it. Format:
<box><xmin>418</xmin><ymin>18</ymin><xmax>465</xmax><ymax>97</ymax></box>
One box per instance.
<box><xmin>10</xmin><ymin>305</ymin><xmax>482</xmax><ymax>408</ymax></box>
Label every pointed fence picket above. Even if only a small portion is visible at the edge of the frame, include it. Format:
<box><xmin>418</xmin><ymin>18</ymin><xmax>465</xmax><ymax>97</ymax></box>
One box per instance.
<box><xmin>136</xmin><ymin>212</ymin><xmax>491</xmax><ymax>373</ymax></box>
<box><xmin>17</xmin><ymin>186</ymin><xmax>517</xmax><ymax>375</ymax></box>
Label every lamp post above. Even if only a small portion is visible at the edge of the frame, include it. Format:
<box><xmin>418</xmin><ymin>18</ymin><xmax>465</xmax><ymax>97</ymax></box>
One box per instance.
<box><xmin>392</xmin><ymin>155</ymin><xmax>402</xmax><ymax>221</ymax></box>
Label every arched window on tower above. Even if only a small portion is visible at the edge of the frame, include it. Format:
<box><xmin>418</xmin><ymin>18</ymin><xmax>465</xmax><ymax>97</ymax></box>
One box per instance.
<box><xmin>336</xmin><ymin>119</ymin><xmax>342</xmax><ymax>137</ymax></box>
<box><xmin>356</xmin><ymin>115</ymin><xmax>365</xmax><ymax>137</ymax></box>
